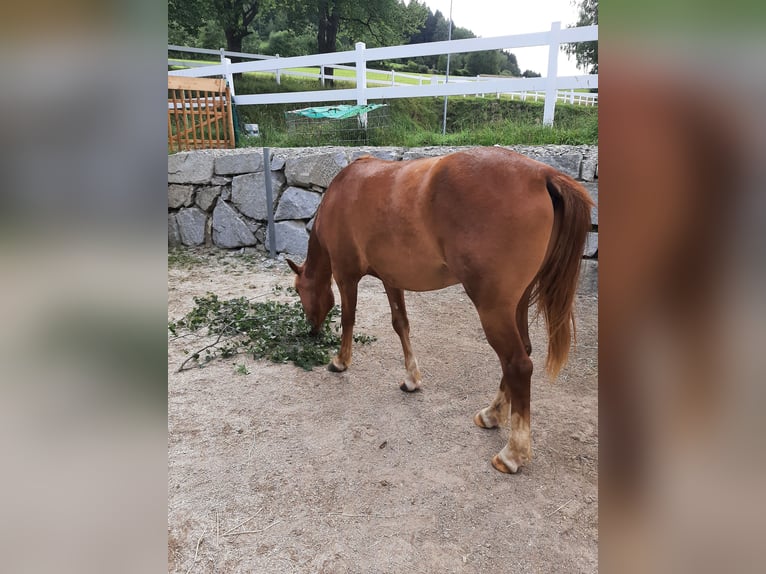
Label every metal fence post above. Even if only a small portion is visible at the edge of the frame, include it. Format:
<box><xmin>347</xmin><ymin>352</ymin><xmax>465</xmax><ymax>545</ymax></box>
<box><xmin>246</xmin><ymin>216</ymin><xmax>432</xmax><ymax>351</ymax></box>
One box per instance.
<box><xmin>543</xmin><ymin>21</ymin><xmax>561</xmax><ymax>126</ymax></box>
<box><xmin>263</xmin><ymin>147</ymin><xmax>277</xmax><ymax>258</ymax></box>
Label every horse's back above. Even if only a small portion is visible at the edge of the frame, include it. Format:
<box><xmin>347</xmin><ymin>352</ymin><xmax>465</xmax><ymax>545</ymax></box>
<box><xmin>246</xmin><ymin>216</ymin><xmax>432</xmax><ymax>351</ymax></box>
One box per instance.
<box><xmin>316</xmin><ymin>148</ymin><xmax>557</xmax><ymax>292</ymax></box>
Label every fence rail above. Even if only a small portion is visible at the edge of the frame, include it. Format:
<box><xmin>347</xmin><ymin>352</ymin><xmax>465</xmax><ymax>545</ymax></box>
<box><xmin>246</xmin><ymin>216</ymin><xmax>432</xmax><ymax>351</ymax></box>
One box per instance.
<box><xmin>168</xmin><ymin>22</ymin><xmax>597</xmax><ymax>125</ymax></box>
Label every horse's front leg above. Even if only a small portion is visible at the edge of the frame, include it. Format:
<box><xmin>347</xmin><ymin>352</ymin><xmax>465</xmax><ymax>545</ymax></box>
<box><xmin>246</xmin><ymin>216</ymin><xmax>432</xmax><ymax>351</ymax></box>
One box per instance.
<box><xmin>328</xmin><ymin>278</ymin><xmax>359</xmax><ymax>372</ymax></box>
<box><xmin>384</xmin><ymin>284</ymin><xmax>422</xmax><ymax>392</ymax></box>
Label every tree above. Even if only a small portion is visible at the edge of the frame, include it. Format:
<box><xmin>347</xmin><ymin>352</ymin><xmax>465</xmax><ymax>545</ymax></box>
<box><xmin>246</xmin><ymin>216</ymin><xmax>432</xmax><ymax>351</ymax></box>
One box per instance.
<box><xmin>213</xmin><ymin>0</ymin><xmax>262</xmax><ymax>55</ymax></box>
<box><xmin>298</xmin><ymin>0</ymin><xmax>426</xmax><ymax>82</ymax></box>
<box><xmin>311</xmin><ymin>0</ymin><xmax>426</xmax><ymax>52</ymax></box>
<box><xmin>563</xmin><ymin>0</ymin><xmax>598</xmax><ymax>73</ymax></box>
<box><xmin>168</xmin><ymin>0</ymin><xmax>264</xmax><ymax>56</ymax></box>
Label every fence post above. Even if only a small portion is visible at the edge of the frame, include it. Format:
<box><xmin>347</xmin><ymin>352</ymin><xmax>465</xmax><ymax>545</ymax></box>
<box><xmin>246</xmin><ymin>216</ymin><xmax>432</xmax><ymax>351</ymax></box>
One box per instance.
<box><xmin>263</xmin><ymin>147</ymin><xmax>277</xmax><ymax>259</ymax></box>
<box><xmin>543</xmin><ymin>21</ymin><xmax>561</xmax><ymax>126</ymax></box>
<box><xmin>275</xmin><ymin>54</ymin><xmax>281</xmax><ymax>85</ymax></box>
<box><xmin>391</xmin><ymin>70</ymin><xmax>395</xmax><ymax>86</ymax></box>
<box><xmin>220</xmin><ymin>50</ymin><xmax>235</xmax><ymax>98</ymax></box>
<box><xmin>354</xmin><ymin>42</ymin><xmax>368</xmax><ymax>128</ymax></box>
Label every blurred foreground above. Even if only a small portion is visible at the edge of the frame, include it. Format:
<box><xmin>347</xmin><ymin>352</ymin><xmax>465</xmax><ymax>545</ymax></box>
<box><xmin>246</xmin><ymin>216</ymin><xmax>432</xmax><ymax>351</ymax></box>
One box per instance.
<box><xmin>600</xmin><ymin>4</ymin><xmax>766</xmax><ymax>573</ymax></box>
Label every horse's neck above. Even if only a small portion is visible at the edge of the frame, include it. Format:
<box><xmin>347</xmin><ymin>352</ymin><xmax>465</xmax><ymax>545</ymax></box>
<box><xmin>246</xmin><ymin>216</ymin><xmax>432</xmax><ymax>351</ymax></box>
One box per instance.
<box><xmin>304</xmin><ymin>230</ymin><xmax>332</xmax><ymax>284</ymax></box>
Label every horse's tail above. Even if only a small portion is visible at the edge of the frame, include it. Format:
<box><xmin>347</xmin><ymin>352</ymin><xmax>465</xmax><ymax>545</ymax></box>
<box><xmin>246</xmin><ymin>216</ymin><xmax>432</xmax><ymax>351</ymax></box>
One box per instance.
<box><xmin>531</xmin><ymin>172</ymin><xmax>594</xmax><ymax>379</ymax></box>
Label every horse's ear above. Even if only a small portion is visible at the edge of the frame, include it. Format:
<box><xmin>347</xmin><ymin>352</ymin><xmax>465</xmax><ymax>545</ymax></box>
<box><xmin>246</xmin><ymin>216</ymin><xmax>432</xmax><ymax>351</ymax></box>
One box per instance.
<box><xmin>286</xmin><ymin>258</ymin><xmax>302</xmax><ymax>275</ymax></box>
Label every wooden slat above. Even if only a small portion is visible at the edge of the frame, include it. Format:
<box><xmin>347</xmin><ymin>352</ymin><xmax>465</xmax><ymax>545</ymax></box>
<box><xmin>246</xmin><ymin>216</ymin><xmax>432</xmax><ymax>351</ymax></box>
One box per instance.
<box><xmin>168</xmin><ymin>76</ymin><xmax>226</xmax><ymax>92</ymax></box>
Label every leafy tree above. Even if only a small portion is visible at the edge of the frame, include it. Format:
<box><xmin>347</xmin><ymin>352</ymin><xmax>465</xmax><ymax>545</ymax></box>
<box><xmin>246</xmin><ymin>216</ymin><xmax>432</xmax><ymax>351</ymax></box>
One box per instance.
<box><xmin>563</xmin><ymin>0</ymin><xmax>598</xmax><ymax>73</ymax></box>
<box><xmin>500</xmin><ymin>52</ymin><xmax>521</xmax><ymax>77</ymax></box>
<box><xmin>311</xmin><ymin>0</ymin><xmax>426</xmax><ymax>52</ymax></box>
<box><xmin>169</xmin><ymin>0</ymin><xmax>211</xmax><ymax>37</ymax></box>
<box><xmin>168</xmin><ymin>0</ymin><xmax>264</xmax><ymax>55</ymax></box>
<box><xmin>291</xmin><ymin>0</ymin><xmax>427</xmax><ymax>81</ymax></box>
<box><xmin>467</xmin><ymin>50</ymin><xmax>502</xmax><ymax>76</ymax></box>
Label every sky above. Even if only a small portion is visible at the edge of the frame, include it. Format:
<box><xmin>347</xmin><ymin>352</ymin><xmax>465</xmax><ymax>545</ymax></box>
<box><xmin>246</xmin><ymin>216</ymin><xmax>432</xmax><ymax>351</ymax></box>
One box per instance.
<box><xmin>418</xmin><ymin>0</ymin><xmax>585</xmax><ymax>76</ymax></box>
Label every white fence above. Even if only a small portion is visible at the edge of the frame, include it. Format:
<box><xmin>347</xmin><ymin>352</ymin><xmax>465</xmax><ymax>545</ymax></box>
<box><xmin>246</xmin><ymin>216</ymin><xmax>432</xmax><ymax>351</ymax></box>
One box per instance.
<box><xmin>168</xmin><ymin>22</ymin><xmax>597</xmax><ymax>125</ymax></box>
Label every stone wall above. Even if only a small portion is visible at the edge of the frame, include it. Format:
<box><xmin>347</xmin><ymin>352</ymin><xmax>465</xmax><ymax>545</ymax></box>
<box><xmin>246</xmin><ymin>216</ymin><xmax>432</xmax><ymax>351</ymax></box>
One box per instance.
<box><xmin>168</xmin><ymin>145</ymin><xmax>598</xmax><ymax>262</ymax></box>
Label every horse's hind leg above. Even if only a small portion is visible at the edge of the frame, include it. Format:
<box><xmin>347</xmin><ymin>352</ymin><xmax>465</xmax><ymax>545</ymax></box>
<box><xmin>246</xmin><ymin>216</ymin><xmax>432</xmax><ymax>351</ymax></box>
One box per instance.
<box><xmin>384</xmin><ymin>284</ymin><xmax>422</xmax><ymax>391</ymax></box>
<box><xmin>329</xmin><ymin>278</ymin><xmax>359</xmax><ymax>372</ymax></box>
<box><xmin>473</xmin><ymin>304</ymin><xmax>533</xmax><ymax>473</ymax></box>
<box><xmin>516</xmin><ymin>286</ymin><xmax>534</xmax><ymax>357</ymax></box>
<box><xmin>474</xmin><ymin>289</ymin><xmax>534</xmax><ymax>429</ymax></box>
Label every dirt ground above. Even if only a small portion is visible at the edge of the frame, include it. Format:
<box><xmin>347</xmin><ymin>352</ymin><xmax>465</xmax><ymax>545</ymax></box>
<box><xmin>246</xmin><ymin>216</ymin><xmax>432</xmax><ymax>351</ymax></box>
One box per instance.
<box><xmin>168</xmin><ymin>249</ymin><xmax>598</xmax><ymax>574</ymax></box>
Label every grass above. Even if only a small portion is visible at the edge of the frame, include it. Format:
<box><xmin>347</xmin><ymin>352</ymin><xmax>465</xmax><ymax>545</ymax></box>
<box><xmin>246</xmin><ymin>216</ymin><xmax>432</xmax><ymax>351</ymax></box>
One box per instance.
<box><xmin>230</xmin><ymin>74</ymin><xmax>597</xmax><ymax>148</ymax></box>
<box><xmin>168</xmin><ymin>62</ymin><xmax>597</xmax><ymax>147</ymax></box>
<box><xmin>168</xmin><ymin>249</ymin><xmax>205</xmax><ymax>268</ymax></box>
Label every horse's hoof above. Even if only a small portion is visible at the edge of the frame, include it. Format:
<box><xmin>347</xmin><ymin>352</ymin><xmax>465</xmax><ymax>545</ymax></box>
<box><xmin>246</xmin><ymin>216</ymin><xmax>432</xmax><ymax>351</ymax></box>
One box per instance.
<box><xmin>491</xmin><ymin>455</ymin><xmax>518</xmax><ymax>474</ymax></box>
<box><xmin>473</xmin><ymin>409</ymin><xmax>498</xmax><ymax>429</ymax></box>
<box><xmin>399</xmin><ymin>377</ymin><xmax>421</xmax><ymax>392</ymax></box>
<box><xmin>491</xmin><ymin>446</ymin><xmax>525</xmax><ymax>474</ymax></box>
<box><xmin>328</xmin><ymin>358</ymin><xmax>347</xmax><ymax>372</ymax></box>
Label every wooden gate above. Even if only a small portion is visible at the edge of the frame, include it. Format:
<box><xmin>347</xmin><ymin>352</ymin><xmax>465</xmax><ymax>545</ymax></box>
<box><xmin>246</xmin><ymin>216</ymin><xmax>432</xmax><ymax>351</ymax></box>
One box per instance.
<box><xmin>168</xmin><ymin>77</ymin><xmax>236</xmax><ymax>153</ymax></box>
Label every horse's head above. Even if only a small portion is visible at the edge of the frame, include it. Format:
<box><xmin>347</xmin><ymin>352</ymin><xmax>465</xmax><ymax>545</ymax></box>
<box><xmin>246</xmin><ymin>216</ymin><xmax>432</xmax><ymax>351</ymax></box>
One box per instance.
<box><xmin>287</xmin><ymin>258</ymin><xmax>334</xmax><ymax>335</ymax></box>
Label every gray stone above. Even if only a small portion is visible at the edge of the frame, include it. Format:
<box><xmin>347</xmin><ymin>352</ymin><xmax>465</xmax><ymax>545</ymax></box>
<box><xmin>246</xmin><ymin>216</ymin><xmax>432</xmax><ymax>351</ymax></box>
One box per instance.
<box><xmin>168</xmin><ymin>152</ymin><xmax>216</xmax><ymax>184</ymax></box>
<box><xmin>577</xmin><ymin>259</ymin><xmax>598</xmax><ymax>296</ymax></box>
<box><xmin>533</xmin><ymin>153</ymin><xmax>582</xmax><ymax>179</ymax></box>
<box><xmin>582</xmin><ymin>182</ymin><xmax>598</xmax><ymax>226</ymax></box>
<box><xmin>584</xmin><ymin>232</ymin><xmax>598</xmax><ymax>258</ymax></box>
<box><xmin>195</xmin><ymin>186</ymin><xmax>221</xmax><ymax>212</ymax></box>
<box><xmin>221</xmin><ymin>185</ymin><xmax>231</xmax><ymax>201</ymax></box>
<box><xmin>254</xmin><ymin>226</ymin><xmax>266</xmax><ymax>246</ymax></box>
<box><xmin>267</xmin><ymin>220</ymin><xmax>309</xmax><ymax>258</ymax></box>
<box><xmin>244</xmin><ymin>218</ymin><xmax>261</xmax><ymax>234</ymax></box>
<box><xmin>215</xmin><ymin>151</ymin><xmax>263</xmax><ymax>175</ymax></box>
<box><xmin>212</xmin><ymin>200</ymin><xmax>257</xmax><ymax>248</ymax></box>
<box><xmin>306</xmin><ymin>216</ymin><xmax>316</xmax><ymax>232</ymax></box>
<box><xmin>168</xmin><ymin>184</ymin><xmax>194</xmax><ymax>209</ymax></box>
<box><xmin>275</xmin><ymin>187</ymin><xmax>322</xmax><ymax>220</ymax></box>
<box><xmin>270</xmin><ymin>155</ymin><xmax>286</xmax><ymax>171</ymax></box>
<box><xmin>231</xmin><ymin>172</ymin><xmax>282</xmax><ymax>220</ymax></box>
<box><xmin>349</xmin><ymin>147</ymin><xmax>403</xmax><ymax>162</ymax></box>
<box><xmin>168</xmin><ymin>213</ymin><xmax>182</xmax><ymax>247</ymax></box>
<box><xmin>176</xmin><ymin>206</ymin><xmax>207</xmax><ymax>246</ymax></box>
<box><xmin>581</xmin><ymin>155</ymin><xmax>598</xmax><ymax>182</ymax></box>
<box><xmin>211</xmin><ymin>175</ymin><xmax>232</xmax><ymax>186</ymax></box>
<box><xmin>272</xmin><ymin>169</ymin><xmax>286</xmax><ymax>188</ymax></box>
<box><xmin>285</xmin><ymin>151</ymin><xmax>349</xmax><ymax>189</ymax></box>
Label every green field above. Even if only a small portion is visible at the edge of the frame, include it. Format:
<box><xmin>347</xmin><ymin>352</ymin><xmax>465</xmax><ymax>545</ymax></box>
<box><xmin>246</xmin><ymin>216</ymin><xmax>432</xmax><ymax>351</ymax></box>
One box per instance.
<box><xmin>231</xmin><ymin>74</ymin><xmax>597</xmax><ymax>148</ymax></box>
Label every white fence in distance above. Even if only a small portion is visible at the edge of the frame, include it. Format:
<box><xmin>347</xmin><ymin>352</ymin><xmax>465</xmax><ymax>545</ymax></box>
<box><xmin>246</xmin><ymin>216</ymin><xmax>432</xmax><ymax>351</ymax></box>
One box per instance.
<box><xmin>168</xmin><ymin>22</ymin><xmax>598</xmax><ymax>125</ymax></box>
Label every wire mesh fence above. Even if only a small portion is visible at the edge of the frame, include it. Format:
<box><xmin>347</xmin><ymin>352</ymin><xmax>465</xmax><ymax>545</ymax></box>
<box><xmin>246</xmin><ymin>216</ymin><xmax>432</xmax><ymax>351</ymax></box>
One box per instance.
<box><xmin>284</xmin><ymin>104</ymin><xmax>389</xmax><ymax>146</ymax></box>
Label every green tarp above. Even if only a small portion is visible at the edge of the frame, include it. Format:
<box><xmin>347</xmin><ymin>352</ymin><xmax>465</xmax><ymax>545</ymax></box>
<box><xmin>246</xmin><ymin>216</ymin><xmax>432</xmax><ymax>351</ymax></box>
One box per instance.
<box><xmin>286</xmin><ymin>104</ymin><xmax>386</xmax><ymax>120</ymax></box>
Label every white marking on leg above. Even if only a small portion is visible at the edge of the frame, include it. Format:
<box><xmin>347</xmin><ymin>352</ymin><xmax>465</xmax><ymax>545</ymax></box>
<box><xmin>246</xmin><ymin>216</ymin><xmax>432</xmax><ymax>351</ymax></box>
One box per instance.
<box><xmin>509</xmin><ymin>412</ymin><xmax>531</xmax><ymax>459</ymax></box>
<box><xmin>402</xmin><ymin>357</ymin><xmax>421</xmax><ymax>390</ymax></box>
<box><xmin>496</xmin><ymin>445</ymin><xmax>520</xmax><ymax>474</ymax></box>
<box><xmin>479</xmin><ymin>408</ymin><xmax>495</xmax><ymax>428</ymax></box>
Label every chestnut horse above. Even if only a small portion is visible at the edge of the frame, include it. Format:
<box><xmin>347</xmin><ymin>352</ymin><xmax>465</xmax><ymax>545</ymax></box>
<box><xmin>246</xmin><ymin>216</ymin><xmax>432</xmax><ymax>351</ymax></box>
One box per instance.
<box><xmin>287</xmin><ymin>147</ymin><xmax>593</xmax><ymax>473</ymax></box>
